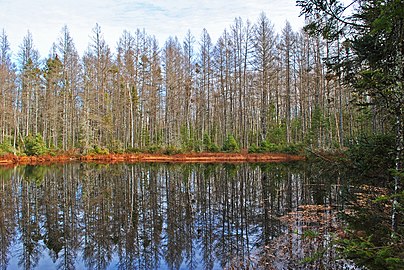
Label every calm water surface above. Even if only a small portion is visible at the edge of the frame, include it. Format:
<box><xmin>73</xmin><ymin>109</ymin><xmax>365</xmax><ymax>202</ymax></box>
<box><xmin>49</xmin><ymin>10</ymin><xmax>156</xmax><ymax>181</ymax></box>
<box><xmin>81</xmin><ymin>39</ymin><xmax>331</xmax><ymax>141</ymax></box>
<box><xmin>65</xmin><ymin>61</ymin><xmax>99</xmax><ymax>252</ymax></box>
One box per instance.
<box><xmin>0</xmin><ymin>162</ymin><xmax>353</xmax><ymax>269</ymax></box>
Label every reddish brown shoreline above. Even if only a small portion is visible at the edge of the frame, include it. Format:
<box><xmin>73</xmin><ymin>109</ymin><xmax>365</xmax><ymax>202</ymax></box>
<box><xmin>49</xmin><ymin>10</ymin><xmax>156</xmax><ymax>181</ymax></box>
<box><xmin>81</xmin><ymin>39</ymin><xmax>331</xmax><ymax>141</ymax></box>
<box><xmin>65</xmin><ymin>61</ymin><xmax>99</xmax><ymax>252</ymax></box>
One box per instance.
<box><xmin>0</xmin><ymin>152</ymin><xmax>305</xmax><ymax>166</ymax></box>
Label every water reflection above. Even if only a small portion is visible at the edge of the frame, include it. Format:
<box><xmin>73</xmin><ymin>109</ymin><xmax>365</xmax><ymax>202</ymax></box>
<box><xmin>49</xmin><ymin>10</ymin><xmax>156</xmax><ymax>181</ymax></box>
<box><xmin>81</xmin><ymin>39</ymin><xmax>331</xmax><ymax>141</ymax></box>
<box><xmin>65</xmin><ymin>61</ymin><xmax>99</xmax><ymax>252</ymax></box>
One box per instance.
<box><xmin>0</xmin><ymin>162</ymin><xmax>349</xmax><ymax>269</ymax></box>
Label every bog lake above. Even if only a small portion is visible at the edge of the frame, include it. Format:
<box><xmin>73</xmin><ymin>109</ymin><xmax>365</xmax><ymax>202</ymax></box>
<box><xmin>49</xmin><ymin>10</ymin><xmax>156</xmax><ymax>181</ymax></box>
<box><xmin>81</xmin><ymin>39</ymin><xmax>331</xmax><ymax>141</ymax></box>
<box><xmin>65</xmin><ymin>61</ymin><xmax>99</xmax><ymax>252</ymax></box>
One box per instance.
<box><xmin>0</xmin><ymin>161</ymin><xmax>368</xmax><ymax>269</ymax></box>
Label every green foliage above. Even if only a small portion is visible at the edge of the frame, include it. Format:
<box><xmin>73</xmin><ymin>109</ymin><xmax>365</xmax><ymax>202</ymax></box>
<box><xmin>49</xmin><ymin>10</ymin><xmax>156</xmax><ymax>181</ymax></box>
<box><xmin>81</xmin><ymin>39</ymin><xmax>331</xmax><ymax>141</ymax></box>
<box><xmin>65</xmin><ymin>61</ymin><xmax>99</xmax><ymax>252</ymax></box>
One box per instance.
<box><xmin>146</xmin><ymin>144</ymin><xmax>163</xmax><ymax>154</ymax></box>
<box><xmin>223</xmin><ymin>163</ymin><xmax>239</xmax><ymax>176</ymax></box>
<box><xmin>202</xmin><ymin>133</ymin><xmax>219</xmax><ymax>152</ymax></box>
<box><xmin>373</xmin><ymin>191</ymin><xmax>404</xmax><ymax>212</ymax></box>
<box><xmin>337</xmin><ymin>182</ymin><xmax>404</xmax><ymax>270</ymax></box>
<box><xmin>249</xmin><ymin>140</ymin><xmax>278</xmax><ymax>153</ymax></box>
<box><xmin>180</xmin><ymin>125</ymin><xmax>202</xmax><ymax>152</ymax></box>
<box><xmin>281</xmin><ymin>143</ymin><xmax>304</xmax><ymax>155</ymax></box>
<box><xmin>305</xmin><ymin>106</ymin><xmax>328</xmax><ymax>147</ymax></box>
<box><xmin>260</xmin><ymin>140</ymin><xmax>276</xmax><ymax>152</ymax></box>
<box><xmin>302</xmin><ymin>229</ymin><xmax>319</xmax><ymax>239</ymax></box>
<box><xmin>339</xmin><ymin>236</ymin><xmax>403</xmax><ymax>270</ymax></box>
<box><xmin>248</xmin><ymin>144</ymin><xmax>258</xmax><ymax>153</ymax></box>
<box><xmin>0</xmin><ymin>138</ymin><xmax>15</xmax><ymax>155</ymax></box>
<box><xmin>300</xmin><ymin>249</ymin><xmax>327</xmax><ymax>264</ymax></box>
<box><xmin>24</xmin><ymin>165</ymin><xmax>48</xmax><ymax>185</ymax></box>
<box><xmin>203</xmin><ymin>133</ymin><xmax>211</xmax><ymax>150</ymax></box>
<box><xmin>248</xmin><ymin>140</ymin><xmax>303</xmax><ymax>154</ymax></box>
<box><xmin>141</xmin><ymin>129</ymin><xmax>150</xmax><ymax>147</ymax></box>
<box><xmin>126</xmin><ymin>147</ymin><xmax>141</xmax><ymax>153</ymax></box>
<box><xmin>208</xmin><ymin>143</ymin><xmax>219</xmax><ymax>153</ymax></box>
<box><xmin>268</xmin><ymin>124</ymin><xmax>286</xmax><ymax>145</ymax></box>
<box><xmin>346</xmin><ymin>133</ymin><xmax>395</xmax><ymax>180</ymax></box>
<box><xmin>24</xmin><ymin>134</ymin><xmax>48</xmax><ymax>156</ymax></box>
<box><xmin>191</xmin><ymin>140</ymin><xmax>203</xmax><ymax>152</ymax></box>
<box><xmin>163</xmin><ymin>145</ymin><xmax>184</xmax><ymax>155</ymax></box>
<box><xmin>222</xmin><ymin>134</ymin><xmax>240</xmax><ymax>153</ymax></box>
<box><xmin>108</xmin><ymin>139</ymin><xmax>124</xmax><ymax>154</ymax></box>
<box><xmin>90</xmin><ymin>145</ymin><xmax>110</xmax><ymax>155</ymax></box>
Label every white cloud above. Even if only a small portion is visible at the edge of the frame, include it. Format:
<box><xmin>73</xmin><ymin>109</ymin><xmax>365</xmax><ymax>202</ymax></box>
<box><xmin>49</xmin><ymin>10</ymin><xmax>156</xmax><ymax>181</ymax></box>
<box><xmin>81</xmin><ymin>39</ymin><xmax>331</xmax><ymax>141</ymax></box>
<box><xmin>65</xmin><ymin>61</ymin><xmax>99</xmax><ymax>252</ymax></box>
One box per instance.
<box><xmin>0</xmin><ymin>0</ymin><xmax>304</xmax><ymax>58</ymax></box>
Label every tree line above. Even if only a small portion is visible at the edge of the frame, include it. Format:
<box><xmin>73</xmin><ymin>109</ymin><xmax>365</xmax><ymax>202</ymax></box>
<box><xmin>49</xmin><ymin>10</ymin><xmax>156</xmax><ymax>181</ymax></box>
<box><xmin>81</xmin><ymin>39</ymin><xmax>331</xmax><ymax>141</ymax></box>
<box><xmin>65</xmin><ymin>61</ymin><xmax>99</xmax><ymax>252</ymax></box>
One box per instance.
<box><xmin>0</xmin><ymin>12</ymin><xmax>389</xmax><ymax>155</ymax></box>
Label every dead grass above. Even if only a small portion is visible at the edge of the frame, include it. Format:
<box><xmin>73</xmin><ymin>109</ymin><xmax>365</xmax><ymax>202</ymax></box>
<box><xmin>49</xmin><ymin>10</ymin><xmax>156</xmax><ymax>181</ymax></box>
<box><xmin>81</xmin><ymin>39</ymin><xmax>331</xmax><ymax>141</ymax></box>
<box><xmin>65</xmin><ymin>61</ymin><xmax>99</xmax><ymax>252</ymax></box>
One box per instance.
<box><xmin>0</xmin><ymin>152</ymin><xmax>305</xmax><ymax>166</ymax></box>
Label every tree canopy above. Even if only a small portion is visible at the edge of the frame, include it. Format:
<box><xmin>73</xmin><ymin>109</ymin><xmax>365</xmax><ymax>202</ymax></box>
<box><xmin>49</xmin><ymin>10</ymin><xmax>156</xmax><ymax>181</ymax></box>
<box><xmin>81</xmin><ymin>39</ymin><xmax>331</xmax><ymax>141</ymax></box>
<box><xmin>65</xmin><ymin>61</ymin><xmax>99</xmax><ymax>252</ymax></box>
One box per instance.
<box><xmin>298</xmin><ymin>0</ymin><xmax>403</xmax><ymax>268</ymax></box>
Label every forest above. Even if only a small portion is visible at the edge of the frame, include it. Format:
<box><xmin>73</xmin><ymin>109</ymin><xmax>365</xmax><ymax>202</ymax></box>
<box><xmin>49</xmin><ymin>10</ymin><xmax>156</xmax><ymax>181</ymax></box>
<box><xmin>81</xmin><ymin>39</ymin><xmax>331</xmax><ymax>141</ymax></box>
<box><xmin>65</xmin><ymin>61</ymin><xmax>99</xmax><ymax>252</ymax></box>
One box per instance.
<box><xmin>0</xmin><ymin>11</ymin><xmax>383</xmax><ymax>156</ymax></box>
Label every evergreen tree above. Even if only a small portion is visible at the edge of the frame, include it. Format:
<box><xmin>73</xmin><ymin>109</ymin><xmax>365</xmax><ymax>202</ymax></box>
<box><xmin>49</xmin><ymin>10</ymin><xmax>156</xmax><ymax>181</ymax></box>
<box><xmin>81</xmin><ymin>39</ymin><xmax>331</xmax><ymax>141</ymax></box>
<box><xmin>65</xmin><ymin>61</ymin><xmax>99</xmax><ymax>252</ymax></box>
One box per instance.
<box><xmin>298</xmin><ymin>1</ymin><xmax>403</xmax><ymax>267</ymax></box>
<box><xmin>298</xmin><ymin>0</ymin><xmax>403</xmax><ymax>230</ymax></box>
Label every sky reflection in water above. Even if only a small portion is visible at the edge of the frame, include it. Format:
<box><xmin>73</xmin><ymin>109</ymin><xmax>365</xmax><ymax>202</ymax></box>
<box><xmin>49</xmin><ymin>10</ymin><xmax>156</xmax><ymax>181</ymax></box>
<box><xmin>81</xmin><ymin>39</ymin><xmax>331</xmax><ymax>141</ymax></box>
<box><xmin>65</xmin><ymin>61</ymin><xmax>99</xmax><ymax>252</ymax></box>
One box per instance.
<box><xmin>0</xmin><ymin>162</ymin><xmax>349</xmax><ymax>269</ymax></box>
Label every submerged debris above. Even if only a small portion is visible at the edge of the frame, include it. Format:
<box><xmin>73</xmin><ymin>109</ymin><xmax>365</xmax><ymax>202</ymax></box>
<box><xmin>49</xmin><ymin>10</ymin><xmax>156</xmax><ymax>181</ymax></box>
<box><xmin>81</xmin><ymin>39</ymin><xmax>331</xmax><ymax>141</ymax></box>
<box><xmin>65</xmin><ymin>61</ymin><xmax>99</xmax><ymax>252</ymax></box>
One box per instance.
<box><xmin>255</xmin><ymin>204</ymin><xmax>360</xmax><ymax>270</ymax></box>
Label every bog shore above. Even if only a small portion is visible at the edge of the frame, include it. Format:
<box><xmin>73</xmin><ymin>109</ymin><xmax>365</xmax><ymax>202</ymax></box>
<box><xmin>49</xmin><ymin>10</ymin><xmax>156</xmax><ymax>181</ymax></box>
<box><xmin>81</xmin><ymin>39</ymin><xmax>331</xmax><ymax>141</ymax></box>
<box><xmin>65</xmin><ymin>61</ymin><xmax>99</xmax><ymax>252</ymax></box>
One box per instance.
<box><xmin>0</xmin><ymin>152</ymin><xmax>305</xmax><ymax>166</ymax></box>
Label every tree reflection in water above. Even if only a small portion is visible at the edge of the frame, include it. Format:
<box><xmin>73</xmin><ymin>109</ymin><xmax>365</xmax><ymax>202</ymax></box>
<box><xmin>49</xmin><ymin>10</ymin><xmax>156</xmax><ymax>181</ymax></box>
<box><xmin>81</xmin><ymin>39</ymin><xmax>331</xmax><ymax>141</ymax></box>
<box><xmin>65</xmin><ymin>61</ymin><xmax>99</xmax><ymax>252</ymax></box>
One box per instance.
<box><xmin>0</xmin><ymin>162</ymin><xmax>352</xmax><ymax>269</ymax></box>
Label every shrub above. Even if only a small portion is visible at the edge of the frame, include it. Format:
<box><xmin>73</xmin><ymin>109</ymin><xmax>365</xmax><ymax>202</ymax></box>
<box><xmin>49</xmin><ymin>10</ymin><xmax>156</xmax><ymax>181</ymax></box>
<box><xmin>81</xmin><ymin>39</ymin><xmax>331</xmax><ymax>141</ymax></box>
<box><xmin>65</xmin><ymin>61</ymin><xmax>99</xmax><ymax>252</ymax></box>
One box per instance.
<box><xmin>109</xmin><ymin>139</ymin><xmax>124</xmax><ymax>154</ymax></box>
<box><xmin>146</xmin><ymin>144</ymin><xmax>163</xmax><ymax>154</ymax></box>
<box><xmin>259</xmin><ymin>140</ymin><xmax>279</xmax><ymax>152</ymax></box>
<box><xmin>249</xmin><ymin>140</ymin><xmax>279</xmax><ymax>153</ymax></box>
<box><xmin>24</xmin><ymin>134</ymin><xmax>48</xmax><ymax>156</ymax></box>
<box><xmin>339</xmin><ymin>190</ymin><xmax>404</xmax><ymax>270</ymax></box>
<box><xmin>163</xmin><ymin>145</ymin><xmax>184</xmax><ymax>155</ymax></box>
<box><xmin>249</xmin><ymin>141</ymin><xmax>303</xmax><ymax>154</ymax></box>
<box><xmin>91</xmin><ymin>145</ymin><xmax>110</xmax><ymax>155</ymax></box>
<box><xmin>222</xmin><ymin>134</ymin><xmax>240</xmax><ymax>153</ymax></box>
<box><xmin>280</xmin><ymin>143</ymin><xmax>304</xmax><ymax>155</ymax></box>
<box><xmin>248</xmin><ymin>144</ymin><xmax>258</xmax><ymax>153</ymax></box>
<box><xmin>208</xmin><ymin>143</ymin><xmax>220</xmax><ymax>152</ymax></box>
<box><xmin>0</xmin><ymin>138</ymin><xmax>15</xmax><ymax>155</ymax></box>
<box><xmin>126</xmin><ymin>147</ymin><xmax>141</xmax><ymax>153</ymax></box>
<box><xmin>203</xmin><ymin>133</ymin><xmax>212</xmax><ymax>151</ymax></box>
<box><xmin>203</xmin><ymin>133</ymin><xmax>219</xmax><ymax>152</ymax></box>
<box><xmin>346</xmin><ymin>133</ymin><xmax>395</xmax><ymax>180</ymax></box>
<box><xmin>191</xmin><ymin>140</ymin><xmax>203</xmax><ymax>152</ymax></box>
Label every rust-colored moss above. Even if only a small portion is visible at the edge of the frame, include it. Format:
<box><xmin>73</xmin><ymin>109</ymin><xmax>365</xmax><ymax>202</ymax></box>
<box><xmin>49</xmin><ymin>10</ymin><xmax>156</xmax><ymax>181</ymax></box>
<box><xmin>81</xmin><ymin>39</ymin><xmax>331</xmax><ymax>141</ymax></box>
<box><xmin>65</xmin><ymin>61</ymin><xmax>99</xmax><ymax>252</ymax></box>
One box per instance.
<box><xmin>0</xmin><ymin>152</ymin><xmax>305</xmax><ymax>166</ymax></box>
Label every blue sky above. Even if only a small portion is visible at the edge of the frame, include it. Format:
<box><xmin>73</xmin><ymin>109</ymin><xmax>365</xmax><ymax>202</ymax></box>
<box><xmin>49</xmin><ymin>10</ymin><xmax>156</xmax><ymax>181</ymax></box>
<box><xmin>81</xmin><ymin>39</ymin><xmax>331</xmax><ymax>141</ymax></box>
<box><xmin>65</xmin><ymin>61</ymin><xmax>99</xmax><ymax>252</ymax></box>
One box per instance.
<box><xmin>0</xmin><ymin>0</ymin><xmax>304</xmax><ymax>57</ymax></box>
